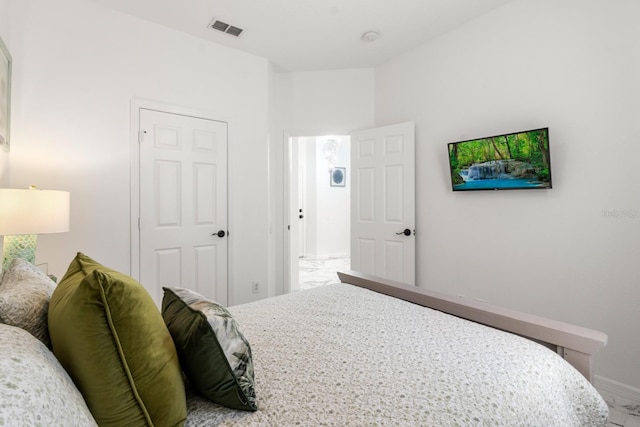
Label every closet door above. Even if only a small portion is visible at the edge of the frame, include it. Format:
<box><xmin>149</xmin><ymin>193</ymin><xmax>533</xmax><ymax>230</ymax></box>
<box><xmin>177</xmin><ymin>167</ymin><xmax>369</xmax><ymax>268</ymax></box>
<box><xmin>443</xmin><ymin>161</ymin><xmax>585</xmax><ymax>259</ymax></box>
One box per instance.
<box><xmin>138</xmin><ymin>108</ymin><xmax>228</xmax><ymax>306</ymax></box>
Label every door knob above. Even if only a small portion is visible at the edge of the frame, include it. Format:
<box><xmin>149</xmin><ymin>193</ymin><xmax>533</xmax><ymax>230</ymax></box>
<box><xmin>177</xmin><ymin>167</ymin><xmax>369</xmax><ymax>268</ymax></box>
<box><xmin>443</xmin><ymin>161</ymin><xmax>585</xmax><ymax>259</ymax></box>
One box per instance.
<box><xmin>213</xmin><ymin>230</ymin><xmax>226</xmax><ymax>238</ymax></box>
<box><xmin>395</xmin><ymin>228</ymin><xmax>412</xmax><ymax>236</ymax></box>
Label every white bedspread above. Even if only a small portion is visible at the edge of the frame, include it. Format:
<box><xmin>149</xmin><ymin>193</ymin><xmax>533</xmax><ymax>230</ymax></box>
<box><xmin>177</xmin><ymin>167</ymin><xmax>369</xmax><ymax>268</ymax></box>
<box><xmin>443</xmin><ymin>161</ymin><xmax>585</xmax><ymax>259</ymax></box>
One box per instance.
<box><xmin>186</xmin><ymin>283</ymin><xmax>608</xmax><ymax>426</ymax></box>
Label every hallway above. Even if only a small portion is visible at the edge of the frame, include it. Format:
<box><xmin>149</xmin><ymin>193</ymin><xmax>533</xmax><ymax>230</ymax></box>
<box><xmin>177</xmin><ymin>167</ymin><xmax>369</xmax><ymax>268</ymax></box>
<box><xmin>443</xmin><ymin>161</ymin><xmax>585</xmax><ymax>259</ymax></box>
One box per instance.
<box><xmin>298</xmin><ymin>257</ymin><xmax>350</xmax><ymax>291</ymax></box>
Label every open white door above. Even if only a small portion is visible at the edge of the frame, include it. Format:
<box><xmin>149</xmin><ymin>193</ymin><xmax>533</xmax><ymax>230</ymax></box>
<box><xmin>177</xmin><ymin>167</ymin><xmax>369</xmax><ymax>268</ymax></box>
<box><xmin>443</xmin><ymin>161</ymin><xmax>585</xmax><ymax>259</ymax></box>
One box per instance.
<box><xmin>350</xmin><ymin>122</ymin><xmax>415</xmax><ymax>285</ymax></box>
<box><xmin>138</xmin><ymin>108</ymin><xmax>228</xmax><ymax>306</ymax></box>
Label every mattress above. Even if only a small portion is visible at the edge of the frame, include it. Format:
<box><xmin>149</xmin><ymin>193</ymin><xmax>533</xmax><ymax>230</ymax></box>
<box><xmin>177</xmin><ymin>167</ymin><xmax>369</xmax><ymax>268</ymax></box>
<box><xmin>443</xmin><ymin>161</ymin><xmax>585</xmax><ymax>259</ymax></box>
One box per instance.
<box><xmin>185</xmin><ymin>283</ymin><xmax>608</xmax><ymax>426</ymax></box>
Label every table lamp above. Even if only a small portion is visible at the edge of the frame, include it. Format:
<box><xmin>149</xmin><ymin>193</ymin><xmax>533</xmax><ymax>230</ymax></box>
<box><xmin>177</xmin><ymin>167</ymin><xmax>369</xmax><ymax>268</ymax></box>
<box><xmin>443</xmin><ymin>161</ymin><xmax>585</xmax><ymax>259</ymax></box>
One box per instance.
<box><xmin>0</xmin><ymin>186</ymin><xmax>70</xmax><ymax>271</ymax></box>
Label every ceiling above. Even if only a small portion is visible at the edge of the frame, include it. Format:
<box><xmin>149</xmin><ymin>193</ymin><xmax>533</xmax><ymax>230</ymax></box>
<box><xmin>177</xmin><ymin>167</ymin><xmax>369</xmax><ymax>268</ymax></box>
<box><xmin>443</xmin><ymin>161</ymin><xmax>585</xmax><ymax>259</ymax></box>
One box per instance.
<box><xmin>87</xmin><ymin>0</ymin><xmax>513</xmax><ymax>72</ymax></box>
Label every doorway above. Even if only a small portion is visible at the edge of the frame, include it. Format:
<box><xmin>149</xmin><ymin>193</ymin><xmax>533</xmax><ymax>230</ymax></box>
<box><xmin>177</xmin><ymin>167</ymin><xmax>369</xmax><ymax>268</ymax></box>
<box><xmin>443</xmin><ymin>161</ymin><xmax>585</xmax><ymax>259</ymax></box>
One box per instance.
<box><xmin>287</xmin><ymin>135</ymin><xmax>351</xmax><ymax>292</ymax></box>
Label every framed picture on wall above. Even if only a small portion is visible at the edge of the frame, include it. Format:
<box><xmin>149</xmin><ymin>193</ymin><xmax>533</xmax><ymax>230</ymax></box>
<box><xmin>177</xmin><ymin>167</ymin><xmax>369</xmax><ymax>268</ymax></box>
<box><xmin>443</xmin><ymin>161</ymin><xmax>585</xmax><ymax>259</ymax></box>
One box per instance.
<box><xmin>330</xmin><ymin>167</ymin><xmax>346</xmax><ymax>187</ymax></box>
<box><xmin>0</xmin><ymin>35</ymin><xmax>11</xmax><ymax>151</ymax></box>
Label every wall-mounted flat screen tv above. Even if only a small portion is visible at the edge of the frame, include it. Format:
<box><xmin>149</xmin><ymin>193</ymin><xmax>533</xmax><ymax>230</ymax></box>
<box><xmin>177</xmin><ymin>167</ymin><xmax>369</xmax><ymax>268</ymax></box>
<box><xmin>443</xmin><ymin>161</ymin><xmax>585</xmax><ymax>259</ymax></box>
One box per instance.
<box><xmin>448</xmin><ymin>127</ymin><xmax>552</xmax><ymax>191</ymax></box>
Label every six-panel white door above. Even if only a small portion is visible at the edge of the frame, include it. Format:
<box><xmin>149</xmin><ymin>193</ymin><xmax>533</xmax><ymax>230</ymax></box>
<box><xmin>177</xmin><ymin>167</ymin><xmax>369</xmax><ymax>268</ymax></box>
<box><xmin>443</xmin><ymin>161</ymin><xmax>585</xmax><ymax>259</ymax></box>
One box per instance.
<box><xmin>350</xmin><ymin>122</ymin><xmax>416</xmax><ymax>285</ymax></box>
<box><xmin>139</xmin><ymin>109</ymin><xmax>228</xmax><ymax>306</ymax></box>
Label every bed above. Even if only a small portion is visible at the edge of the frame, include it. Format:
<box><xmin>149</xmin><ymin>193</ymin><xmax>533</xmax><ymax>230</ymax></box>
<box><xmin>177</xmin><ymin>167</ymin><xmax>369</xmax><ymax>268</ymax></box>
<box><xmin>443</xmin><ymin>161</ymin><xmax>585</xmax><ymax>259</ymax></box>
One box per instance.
<box><xmin>0</xmin><ymin>256</ymin><xmax>609</xmax><ymax>426</ymax></box>
<box><xmin>184</xmin><ymin>270</ymin><xmax>609</xmax><ymax>426</ymax></box>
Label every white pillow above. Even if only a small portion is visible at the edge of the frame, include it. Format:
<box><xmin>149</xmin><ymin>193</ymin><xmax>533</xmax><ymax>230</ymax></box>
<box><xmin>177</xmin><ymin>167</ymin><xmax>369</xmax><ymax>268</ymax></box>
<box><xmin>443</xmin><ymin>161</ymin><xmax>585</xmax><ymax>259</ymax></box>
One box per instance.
<box><xmin>0</xmin><ymin>324</ymin><xmax>97</xmax><ymax>426</ymax></box>
<box><xmin>0</xmin><ymin>258</ymin><xmax>55</xmax><ymax>347</ymax></box>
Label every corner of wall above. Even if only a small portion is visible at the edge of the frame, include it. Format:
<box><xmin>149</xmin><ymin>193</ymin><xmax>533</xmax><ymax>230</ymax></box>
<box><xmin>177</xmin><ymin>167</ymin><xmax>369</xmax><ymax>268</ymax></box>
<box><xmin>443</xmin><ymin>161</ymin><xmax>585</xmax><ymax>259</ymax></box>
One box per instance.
<box><xmin>0</xmin><ymin>149</ymin><xmax>8</xmax><ymax>187</ymax></box>
<box><xmin>0</xmin><ymin>0</ymin><xmax>10</xmax><ymax>188</ymax></box>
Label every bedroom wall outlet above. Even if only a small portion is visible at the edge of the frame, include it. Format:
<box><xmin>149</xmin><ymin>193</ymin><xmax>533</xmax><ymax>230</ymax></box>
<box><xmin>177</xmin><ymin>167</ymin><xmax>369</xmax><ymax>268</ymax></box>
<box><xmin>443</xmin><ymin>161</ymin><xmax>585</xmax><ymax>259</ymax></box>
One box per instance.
<box><xmin>252</xmin><ymin>281</ymin><xmax>260</xmax><ymax>294</ymax></box>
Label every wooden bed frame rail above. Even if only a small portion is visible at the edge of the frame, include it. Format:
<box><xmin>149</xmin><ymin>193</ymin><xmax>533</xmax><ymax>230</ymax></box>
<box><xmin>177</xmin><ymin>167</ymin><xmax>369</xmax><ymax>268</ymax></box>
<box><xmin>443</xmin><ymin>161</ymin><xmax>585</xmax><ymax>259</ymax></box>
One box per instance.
<box><xmin>338</xmin><ymin>270</ymin><xmax>607</xmax><ymax>384</ymax></box>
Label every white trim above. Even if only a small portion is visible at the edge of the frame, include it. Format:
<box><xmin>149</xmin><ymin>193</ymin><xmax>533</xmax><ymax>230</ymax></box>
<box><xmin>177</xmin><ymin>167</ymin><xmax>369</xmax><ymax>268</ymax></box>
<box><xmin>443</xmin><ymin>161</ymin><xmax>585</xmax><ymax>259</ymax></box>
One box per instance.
<box><xmin>595</xmin><ymin>375</ymin><xmax>640</xmax><ymax>407</ymax></box>
<box><xmin>129</xmin><ymin>98</ymin><xmax>233</xmax><ymax>292</ymax></box>
<box><xmin>282</xmin><ymin>130</ymin><xmax>292</xmax><ymax>294</ymax></box>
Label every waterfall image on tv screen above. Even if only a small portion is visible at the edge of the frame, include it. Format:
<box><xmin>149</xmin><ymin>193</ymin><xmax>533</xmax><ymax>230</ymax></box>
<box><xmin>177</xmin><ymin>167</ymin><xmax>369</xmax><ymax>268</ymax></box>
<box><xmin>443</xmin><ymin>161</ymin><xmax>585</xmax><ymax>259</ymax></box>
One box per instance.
<box><xmin>448</xmin><ymin>127</ymin><xmax>552</xmax><ymax>191</ymax></box>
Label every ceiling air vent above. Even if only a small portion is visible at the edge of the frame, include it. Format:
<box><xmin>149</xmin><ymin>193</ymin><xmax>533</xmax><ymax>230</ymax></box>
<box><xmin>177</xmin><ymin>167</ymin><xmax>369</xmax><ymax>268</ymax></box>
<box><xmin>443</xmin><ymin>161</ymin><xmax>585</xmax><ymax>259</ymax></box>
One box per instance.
<box><xmin>209</xmin><ymin>18</ymin><xmax>244</xmax><ymax>38</ymax></box>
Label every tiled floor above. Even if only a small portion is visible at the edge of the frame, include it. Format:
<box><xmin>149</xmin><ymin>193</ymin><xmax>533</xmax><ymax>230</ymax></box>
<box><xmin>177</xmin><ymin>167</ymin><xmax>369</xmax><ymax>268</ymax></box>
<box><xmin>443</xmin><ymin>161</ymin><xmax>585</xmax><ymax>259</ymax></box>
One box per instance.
<box><xmin>606</xmin><ymin>402</ymin><xmax>640</xmax><ymax>426</ymax></box>
<box><xmin>298</xmin><ymin>256</ymin><xmax>350</xmax><ymax>291</ymax></box>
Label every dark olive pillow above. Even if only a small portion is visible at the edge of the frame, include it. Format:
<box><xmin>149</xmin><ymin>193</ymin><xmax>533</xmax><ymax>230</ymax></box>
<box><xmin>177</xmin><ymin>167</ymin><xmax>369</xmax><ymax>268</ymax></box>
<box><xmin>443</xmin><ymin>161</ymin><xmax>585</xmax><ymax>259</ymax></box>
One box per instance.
<box><xmin>48</xmin><ymin>253</ymin><xmax>186</xmax><ymax>427</ymax></box>
<box><xmin>162</xmin><ymin>287</ymin><xmax>257</xmax><ymax>411</ymax></box>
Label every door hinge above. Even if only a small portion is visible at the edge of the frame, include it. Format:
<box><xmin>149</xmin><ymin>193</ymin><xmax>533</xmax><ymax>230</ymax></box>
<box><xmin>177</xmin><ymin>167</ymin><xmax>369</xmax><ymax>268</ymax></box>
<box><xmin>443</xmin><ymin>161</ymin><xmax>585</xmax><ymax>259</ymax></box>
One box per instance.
<box><xmin>138</xmin><ymin>217</ymin><xmax>141</xmax><ymax>230</ymax></box>
<box><xmin>138</xmin><ymin>129</ymin><xmax>147</xmax><ymax>143</ymax></box>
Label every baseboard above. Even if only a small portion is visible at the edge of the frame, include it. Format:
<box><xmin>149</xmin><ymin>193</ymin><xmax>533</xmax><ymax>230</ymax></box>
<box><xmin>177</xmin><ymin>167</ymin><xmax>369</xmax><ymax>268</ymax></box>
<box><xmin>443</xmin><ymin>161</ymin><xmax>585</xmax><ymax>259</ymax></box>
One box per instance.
<box><xmin>305</xmin><ymin>254</ymin><xmax>350</xmax><ymax>260</ymax></box>
<box><xmin>595</xmin><ymin>375</ymin><xmax>640</xmax><ymax>407</ymax></box>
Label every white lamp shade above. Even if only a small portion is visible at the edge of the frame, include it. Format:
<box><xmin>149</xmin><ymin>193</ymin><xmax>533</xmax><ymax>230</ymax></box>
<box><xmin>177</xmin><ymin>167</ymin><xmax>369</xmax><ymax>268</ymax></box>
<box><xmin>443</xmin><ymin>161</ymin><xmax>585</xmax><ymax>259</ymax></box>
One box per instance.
<box><xmin>0</xmin><ymin>188</ymin><xmax>70</xmax><ymax>235</ymax></box>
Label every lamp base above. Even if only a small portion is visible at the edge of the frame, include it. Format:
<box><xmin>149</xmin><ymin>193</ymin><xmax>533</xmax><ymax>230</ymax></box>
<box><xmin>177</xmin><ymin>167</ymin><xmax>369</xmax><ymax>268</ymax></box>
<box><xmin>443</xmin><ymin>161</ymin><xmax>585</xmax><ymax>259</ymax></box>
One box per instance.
<box><xmin>2</xmin><ymin>235</ymin><xmax>37</xmax><ymax>271</ymax></box>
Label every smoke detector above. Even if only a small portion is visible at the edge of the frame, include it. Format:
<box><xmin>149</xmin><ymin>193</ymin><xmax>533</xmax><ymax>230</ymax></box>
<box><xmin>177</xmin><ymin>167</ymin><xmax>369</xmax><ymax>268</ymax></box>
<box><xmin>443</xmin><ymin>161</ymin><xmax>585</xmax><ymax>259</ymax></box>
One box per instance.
<box><xmin>208</xmin><ymin>18</ymin><xmax>244</xmax><ymax>38</ymax></box>
<box><xmin>362</xmin><ymin>31</ymin><xmax>379</xmax><ymax>42</ymax></box>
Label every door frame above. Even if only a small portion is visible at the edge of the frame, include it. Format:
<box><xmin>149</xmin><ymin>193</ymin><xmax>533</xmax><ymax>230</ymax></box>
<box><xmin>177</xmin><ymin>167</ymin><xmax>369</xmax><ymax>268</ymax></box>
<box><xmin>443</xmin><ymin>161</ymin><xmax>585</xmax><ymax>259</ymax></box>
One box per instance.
<box><xmin>129</xmin><ymin>98</ymin><xmax>233</xmax><ymax>284</ymax></box>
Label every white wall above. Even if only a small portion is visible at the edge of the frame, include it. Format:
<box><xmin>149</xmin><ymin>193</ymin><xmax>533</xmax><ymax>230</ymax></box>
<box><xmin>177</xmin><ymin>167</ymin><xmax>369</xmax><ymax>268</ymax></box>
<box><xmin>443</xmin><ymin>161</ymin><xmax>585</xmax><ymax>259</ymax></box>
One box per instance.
<box><xmin>0</xmin><ymin>0</ymin><xmax>11</xmax><ymax>255</ymax></box>
<box><xmin>0</xmin><ymin>0</ymin><xmax>9</xmax><ymax>188</ymax></box>
<box><xmin>312</xmin><ymin>135</ymin><xmax>350</xmax><ymax>258</ymax></box>
<box><xmin>375</xmin><ymin>0</ymin><xmax>640</xmax><ymax>389</ymax></box>
<box><xmin>6</xmin><ymin>0</ymin><xmax>270</xmax><ymax>305</ymax></box>
<box><xmin>266</xmin><ymin>63</ymin><xmax>278</xmax><ymax>298</ymax></box>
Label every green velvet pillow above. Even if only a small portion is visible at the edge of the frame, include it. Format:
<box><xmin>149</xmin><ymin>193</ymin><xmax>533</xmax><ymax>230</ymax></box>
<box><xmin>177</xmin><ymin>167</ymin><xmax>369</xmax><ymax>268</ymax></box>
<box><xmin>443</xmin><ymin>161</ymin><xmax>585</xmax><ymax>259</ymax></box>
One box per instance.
<box><xmin>162</xmin><ymin>287</ymin><xmax>257</xmax><ymax>411</ymax></box>
<box><xmin>48</xmin><ymin>253</ymin><xmax>186</xmax><ymax>427</ymax></box>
